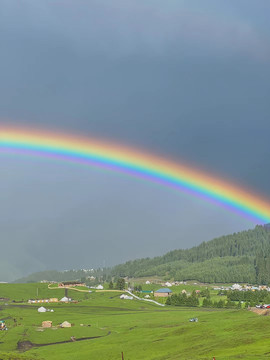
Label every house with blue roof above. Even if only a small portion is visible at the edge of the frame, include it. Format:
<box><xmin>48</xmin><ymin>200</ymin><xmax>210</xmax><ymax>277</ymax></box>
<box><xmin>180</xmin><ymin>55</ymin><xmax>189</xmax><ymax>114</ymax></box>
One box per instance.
<box><xmin>154</xmin><ymin>288</ymin><xmax>172</xmax><ymax>297</ymax></box>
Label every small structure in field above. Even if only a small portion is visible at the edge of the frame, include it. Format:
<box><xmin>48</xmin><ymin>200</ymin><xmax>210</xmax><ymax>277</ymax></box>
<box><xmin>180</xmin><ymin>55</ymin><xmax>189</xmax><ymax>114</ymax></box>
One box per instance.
<box><xmin>60</xmin><ymin>297</ymin><xmax>71</xmax><ymax>303</ymax></box>
<box><xmin>96</xmin><ymin>285</ymin><xmax>104</xmax><ymax>290</ymax></box>
<box><xmin>60</xmin><ymin>321</ymin><xmax>72</xmax><ymax>328</ymax></box>
<box><xmin>145</xmin><ymin>280</ymin><xmax>151</xmax><ymax>285</ymax></box>
<box><xmin>42</xmin><ymin>321</ymin><xmax>52</xmax><ymax>328</ymax></box>
<box><xmin>120</xmin><ymin>294</ymin><xmax>133</xmax><ymax>300</ymax></box>
<box><xmin>38</xmin><ymin>307</ymin><xmax>47</xmax><ymax>313</ymax></box>
<box><xmin>231</xmin><ymin>283</ymin><xmax>242</xmax><ymax>291</ymax></box>
<box><xmin>28</xmin><ymin>298</ymin><xmax>58</xmax><ymax>304</ymax></box>
<box><xmin>154</xmin><ymin>288</ymin><xmax>172</xmax><ymax>297</ymax></box>
<box><xmin>165</xmin><ymin>282</ymin><xmax>172</xmax><ymax>287</ymax></box>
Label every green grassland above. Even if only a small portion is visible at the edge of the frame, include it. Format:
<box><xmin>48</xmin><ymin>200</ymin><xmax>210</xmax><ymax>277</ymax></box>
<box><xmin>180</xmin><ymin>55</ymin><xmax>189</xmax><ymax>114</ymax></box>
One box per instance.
<box><xmin>0</xmin><ymin>283</ymin><xmax>270</xmax><ymax>359</ymax></box>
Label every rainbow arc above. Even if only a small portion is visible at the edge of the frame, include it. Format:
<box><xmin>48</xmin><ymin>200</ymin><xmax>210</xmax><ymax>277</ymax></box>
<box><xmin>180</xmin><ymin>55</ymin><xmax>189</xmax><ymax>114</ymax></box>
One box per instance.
<box><xmin>0</xmin><ymin>126</ymin><xmax>270</xmax><ymax>223</ymax></box>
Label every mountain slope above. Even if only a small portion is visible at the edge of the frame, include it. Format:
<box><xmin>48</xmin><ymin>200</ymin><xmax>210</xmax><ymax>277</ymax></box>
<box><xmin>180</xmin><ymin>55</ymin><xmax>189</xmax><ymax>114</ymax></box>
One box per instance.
<box><xmin>110</xmin><ymin>225</ymin><xmax>270</xmax><ymax>283</ymax></box>
<box><xmin>15</xmin><ymin>225</ymin><xmax>270</xmax><ymax>284</ymax></box>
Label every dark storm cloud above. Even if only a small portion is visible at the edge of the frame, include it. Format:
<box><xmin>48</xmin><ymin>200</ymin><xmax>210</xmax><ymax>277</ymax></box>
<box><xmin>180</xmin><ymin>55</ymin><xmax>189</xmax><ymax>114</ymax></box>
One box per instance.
<box><xmin>0</xmin><ymin>1</ymin><xmax>269</xmax><ymax>280</ymax></box>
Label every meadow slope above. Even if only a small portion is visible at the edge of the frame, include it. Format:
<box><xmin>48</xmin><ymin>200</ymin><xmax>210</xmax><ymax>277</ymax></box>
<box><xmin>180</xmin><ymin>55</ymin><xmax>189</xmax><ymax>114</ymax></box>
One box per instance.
<box><xmin>0</xmin><ymin>284</ymin><xmax>270</xmax><ymax>359</ymax></box>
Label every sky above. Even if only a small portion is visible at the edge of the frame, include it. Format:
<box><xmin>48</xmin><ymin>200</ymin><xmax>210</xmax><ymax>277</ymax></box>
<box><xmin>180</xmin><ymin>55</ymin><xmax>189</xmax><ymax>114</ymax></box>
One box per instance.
<box><xmin>0</xmin><ymin>0</ymin><xmax>270</xmax><ymax>281</ymax></box>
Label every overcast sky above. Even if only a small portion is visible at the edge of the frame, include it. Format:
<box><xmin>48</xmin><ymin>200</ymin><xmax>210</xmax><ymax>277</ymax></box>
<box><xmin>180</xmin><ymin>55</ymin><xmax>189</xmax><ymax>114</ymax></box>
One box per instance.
<box><xmin>0</xmin><ymin>1</ymin><xmax>270</xmax><ymax>281</ymax></box>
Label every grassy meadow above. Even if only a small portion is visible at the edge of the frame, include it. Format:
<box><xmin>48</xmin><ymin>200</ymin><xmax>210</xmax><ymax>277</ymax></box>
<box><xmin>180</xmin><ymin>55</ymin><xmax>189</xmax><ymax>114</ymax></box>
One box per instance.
<box><xmin>0</xmin><ymin>283</ymin><xmax>269</xmax><ymax>359</ymax></box>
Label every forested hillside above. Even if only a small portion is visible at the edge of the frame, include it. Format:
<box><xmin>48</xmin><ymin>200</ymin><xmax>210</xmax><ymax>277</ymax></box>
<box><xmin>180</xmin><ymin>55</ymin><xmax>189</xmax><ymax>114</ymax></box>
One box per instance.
<box><xmin>110</xmin><ymin>225</ymin><xmax>270</xmax><ymax>283</ymax></box>
<box><xmin>15</xmin><ymin>225</ymin><xmax>270</xmax><ymax>284</ymax></box>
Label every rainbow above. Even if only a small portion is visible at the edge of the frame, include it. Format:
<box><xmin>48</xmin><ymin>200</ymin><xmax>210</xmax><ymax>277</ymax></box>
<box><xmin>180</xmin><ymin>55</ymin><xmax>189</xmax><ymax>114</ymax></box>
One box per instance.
<box><xmin>0</xmin><ymin>125</ymin><xmax>270</xmax><ymax>224</ymax></box>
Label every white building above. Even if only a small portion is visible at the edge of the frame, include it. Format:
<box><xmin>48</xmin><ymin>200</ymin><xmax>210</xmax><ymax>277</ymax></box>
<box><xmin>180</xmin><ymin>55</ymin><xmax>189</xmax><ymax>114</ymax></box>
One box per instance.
<box><xmin>231</xmin><ymin>284</ymin><xmax>242</xmax><ymax>290</ymax></box>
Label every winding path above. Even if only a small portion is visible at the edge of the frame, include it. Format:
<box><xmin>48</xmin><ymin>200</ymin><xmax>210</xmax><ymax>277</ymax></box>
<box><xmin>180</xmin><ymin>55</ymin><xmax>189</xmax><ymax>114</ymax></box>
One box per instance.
<box><xmin>48</xmin><ymin>284</ymin><xmax>165</xmax><ymax>307</ymax></box>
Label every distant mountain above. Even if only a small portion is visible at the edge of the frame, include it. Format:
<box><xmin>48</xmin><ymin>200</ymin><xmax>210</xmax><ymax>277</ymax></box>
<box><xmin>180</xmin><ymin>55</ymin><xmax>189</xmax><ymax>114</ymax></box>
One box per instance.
<box><xmin>110</xmin><ymin>225</ymin><xmax>270</xmax><ymax>284</ymax></box>
<box><xmin>14</xmin><ymin>225</ymin><xmax>270</xmax><ymax>284</ymax></box>
<box><xmin>14</xmin><ymin>269</ymin><xmax>104</xmax><ymax>284</ymax></box>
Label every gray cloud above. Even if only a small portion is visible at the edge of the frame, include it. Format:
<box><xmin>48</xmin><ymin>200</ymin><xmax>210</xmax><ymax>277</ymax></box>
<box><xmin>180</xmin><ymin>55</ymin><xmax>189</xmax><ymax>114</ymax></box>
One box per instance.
<box><xmin>0</xmin><ymin>0</ymin><xmax>269</xmax><ymax>280</ymax></box>
<box><xmin>1</xmin><ymin>1</ymin><xmax>269</xmax><ymax>60</ymax></box>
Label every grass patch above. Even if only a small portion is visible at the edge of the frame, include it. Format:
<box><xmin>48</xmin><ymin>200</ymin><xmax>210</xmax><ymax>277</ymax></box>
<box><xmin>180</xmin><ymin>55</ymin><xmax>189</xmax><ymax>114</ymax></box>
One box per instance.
<box><xmin>0</xmin><ymin>283</ymin><xmax>269</xmax><ymax>359</ymax></box>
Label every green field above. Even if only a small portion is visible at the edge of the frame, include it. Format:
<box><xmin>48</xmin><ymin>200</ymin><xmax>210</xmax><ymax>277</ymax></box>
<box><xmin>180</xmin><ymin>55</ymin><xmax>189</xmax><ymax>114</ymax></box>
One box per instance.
<box><xmin>0</xmin><ymin>283</ymin><xmax>269</xmax><ymax>359</ymax></box>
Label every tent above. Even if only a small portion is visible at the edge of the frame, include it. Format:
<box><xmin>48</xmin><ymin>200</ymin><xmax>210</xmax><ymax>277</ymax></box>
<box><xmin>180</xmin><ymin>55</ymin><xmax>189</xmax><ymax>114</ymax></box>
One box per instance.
<box><xmin>38</xmin><ymin>307</ymin><xmax>47</xmax><ymax>313</ymax></box>
<box><xmin>60</xmin><ymin>297</ymin><xmax>71</xmax><ymax>302</ymax></box>
<box><xmin>120</xmin><ymin>294</ymin><xmax>133</xmax><ymax>300</ymax></box>
<box><xmin>42</xmin><ymin>321</ymin><xmax>52</xmax><ymax>328</ymax></box>
<box><xmin>96</xmin><ymin>285</ymin><xmax>104</xmax><ymax>290</ymax></box>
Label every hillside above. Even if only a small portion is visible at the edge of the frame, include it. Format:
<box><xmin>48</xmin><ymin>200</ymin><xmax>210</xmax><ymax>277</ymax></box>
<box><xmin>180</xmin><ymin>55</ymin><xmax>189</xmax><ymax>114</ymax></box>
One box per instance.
<box><xmin>15</xmin><ymin>225</ymin><xmax>270</xmax><ymax>284</ymax></box>
<box><xmin>111</xmin><ymin>225</ymin><xmax>270</xmax><ymax>283</ymax></box>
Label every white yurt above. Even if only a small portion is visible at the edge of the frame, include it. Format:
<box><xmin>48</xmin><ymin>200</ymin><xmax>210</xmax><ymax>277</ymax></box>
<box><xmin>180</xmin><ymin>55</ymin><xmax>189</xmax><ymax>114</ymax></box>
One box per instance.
<box><xmin>60</xmin><ymin>297</ymin><xmax>71</xmax><ymax>302</ymax></box>
<box><xmin>120</xmin><ymin>294</ymin><xmax>133</xmax><ymax>300</ymax></box>
<box><xmin>38</xmin><ymin>306</ymin><xmax>47</xmax><ymax>313</ymax></box>
<box><xmin>60</xmin><ymin>321</ymin><xmax>72</xmax><ymax>328</ymax></box>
